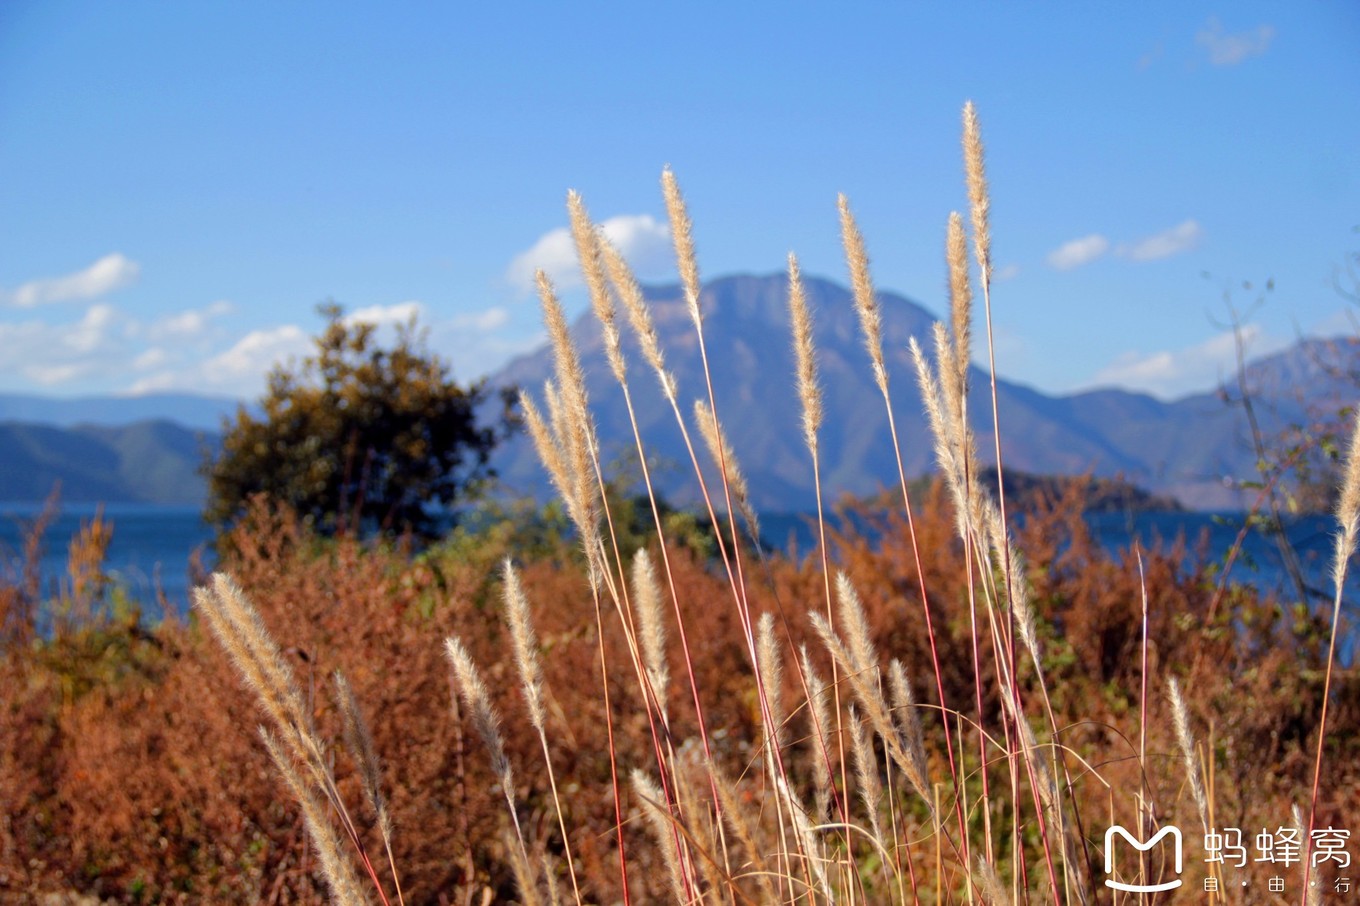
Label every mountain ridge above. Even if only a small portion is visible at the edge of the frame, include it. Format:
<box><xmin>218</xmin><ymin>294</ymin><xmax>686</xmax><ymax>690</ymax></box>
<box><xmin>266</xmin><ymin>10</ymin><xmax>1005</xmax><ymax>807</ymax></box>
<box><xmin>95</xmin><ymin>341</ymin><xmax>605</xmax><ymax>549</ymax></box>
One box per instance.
<box><xmin>488</xmin><ymin>273</ymin><xmax>1355</xmax><ymax>511</ymax></box>
<box><xmin>1</xmin><ymin>273</ymin><xmax>1353</xmax><ymax>509</ymax></box>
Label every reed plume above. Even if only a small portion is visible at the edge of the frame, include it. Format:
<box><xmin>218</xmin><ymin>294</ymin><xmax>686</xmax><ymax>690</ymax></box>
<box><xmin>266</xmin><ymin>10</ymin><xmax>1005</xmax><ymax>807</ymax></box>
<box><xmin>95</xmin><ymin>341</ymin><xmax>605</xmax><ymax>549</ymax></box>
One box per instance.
<box><xmin>1304</xmin><ymin>406</ymin><xmax>1360</xmax><ymax>886</ymax></box>
<box><xmin>848</xmin><ymin>706</ymin><xmax>886</xmax><ymax>849</ymax></box>
<box><xmin>500</xmin><ymin>559</ymin><xmax>583</xmax><ymax>903</ymax></box>
<box><xmin>787</xmin><ymin>252</ymin><xmax>823</xmax><ymax>454</ymax></box>
<box><xmin>962</xmin><ymin>101</ymin><xmax>992</xmax><ymax>280</ymax></box>
<box><xmin>444</xmin><ymin>636</ymin><xmax>525</xmax><ymax>854</ymax></box>
<box><xmin>261</xmin><ymin>728</ymin><xmax>370</xmax><ymax>906</ymax></box>
<box><xmin>631</xmin><ymin>549</ymin><xmax>670</xmax><ymax>720</ymax></box>
<box><xmin>662</xmin><ymin>167</ymin><xmax>703</xmax><ymax>326</ymax></box>
<box><xmin>568</xmin><ymin>191</ymin><xmax>627</xmax><ymax>385</ymax></box>
<box><xmin>1168</xmin><ymin>678</ymin><xmax>1209</xmax><ymax>834</ymax></box>
<box><xmin>334</xmin><ymin>672</ymin><xmax>404</xmax><ymax>904</ymax></box>
<box><xmin>693</xmin><ymin>398</ymin><xmax>760</xmax><ymax>542</ymax></box>
<box><xmin>630</xmin><ymin>770</ymin><xmax>688</xmax><ymax>903</ymax></box>
<box><xmin>838</xmin><ymin>194</ymin><xmax>887</xmax><ymax>396</ymax></box>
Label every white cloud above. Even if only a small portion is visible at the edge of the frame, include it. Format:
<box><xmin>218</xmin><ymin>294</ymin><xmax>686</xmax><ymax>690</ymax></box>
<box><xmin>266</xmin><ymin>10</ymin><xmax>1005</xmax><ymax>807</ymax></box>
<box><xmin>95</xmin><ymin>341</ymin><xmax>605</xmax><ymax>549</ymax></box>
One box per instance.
<box><xmin>1119</xmin><ymin>219</ymin><xmax>1203</xmax><ymax>262</ymax></box>
<box><xmin>130</xmin><ymin>324</ymin><xmax>312</xmax><ymax>397</ymax></box>
<box><xmin>1046</xmin><ymin>234</ymin><xmax>1109</xmax><ymax>271</ymax></box>
<box><xmin>0</xmin><ymin>291</ymin><xmax>521</xmax><ymax>397</ymax></box>
<box><xmin>506</xmin><ymin>213</ymin><xmax>672</xmax><ymax>293</ymax></box>
<box><xmin>455</xmin><ymin>306</ymin><xmax>509</xmax><ymax>331</ymax></box>
<box><xmin>343</xmin><ymin>300</ymin><xmax>425</xmax><ymax>328</ymax></box>
<box><xmin>4</xmin><ymin>253</ymin><xmax>141</xmax><ymax>307</ymax></box>
<box><xmin>0</xmin><ymin>303</ymin><xmax>131</xmax><ymax>386</ymax></box>
<box><xmin>1196</xmin><ymin>18</ymin><xmax>1275</xmax><ymax>66</ymax></box>
<box><xmin>147</xmin><ymin>299</ymin><xmax>235</xmax><ymax>341</ymax></box>
<box><xmin>1091</xmin><ymin>324</ymin><xmax>1289</xmax><ymax>399</ymax></box>
<box><xmin>133</xmin><ymin>348</ymin><xmax>170</xmax><ymax>370</ymax></box>
<box><xmin>206</xmin><ymin>325</ymin><xmax>311</xmax><ymax>382</ymax></box>
<box><xmin>994</xmin><ymin>263</ymin><xmax>1021</xmax><ymax>281</ymax></box>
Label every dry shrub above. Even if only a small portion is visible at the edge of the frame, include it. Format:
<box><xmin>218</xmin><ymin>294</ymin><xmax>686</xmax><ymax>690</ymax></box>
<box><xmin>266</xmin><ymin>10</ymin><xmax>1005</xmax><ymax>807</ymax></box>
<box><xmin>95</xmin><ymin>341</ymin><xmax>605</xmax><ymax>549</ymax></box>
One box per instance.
<box><xmin>1</xmin><ymin>478</ymin><xmax>1356</xmax><ymax>902</ymax></box>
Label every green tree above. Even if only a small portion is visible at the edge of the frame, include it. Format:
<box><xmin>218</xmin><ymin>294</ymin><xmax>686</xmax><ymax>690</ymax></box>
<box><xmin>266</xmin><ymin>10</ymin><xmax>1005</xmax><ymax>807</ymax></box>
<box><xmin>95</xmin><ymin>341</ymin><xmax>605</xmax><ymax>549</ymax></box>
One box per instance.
<box><xmin>204</xmin><ymin>304</ymin><xmax>513</xmax><ymax>538</ymax></box>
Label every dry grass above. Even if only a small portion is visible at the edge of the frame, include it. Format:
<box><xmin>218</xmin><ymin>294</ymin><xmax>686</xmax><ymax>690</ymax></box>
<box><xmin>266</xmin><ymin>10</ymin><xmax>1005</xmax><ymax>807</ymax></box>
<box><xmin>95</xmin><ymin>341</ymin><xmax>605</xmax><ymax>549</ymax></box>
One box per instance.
<box><xmin>2</xmin><ymin>102</ymin><xmax>1358</xmax><ymax>904</ymax></box>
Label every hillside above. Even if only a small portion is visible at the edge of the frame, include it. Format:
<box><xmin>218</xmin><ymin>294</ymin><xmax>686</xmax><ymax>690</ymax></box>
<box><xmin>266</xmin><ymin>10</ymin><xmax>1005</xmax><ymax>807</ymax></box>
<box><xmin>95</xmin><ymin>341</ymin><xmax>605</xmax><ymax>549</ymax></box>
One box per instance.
<box><xmin>2</xmin><ymin>275</ymin><xmax>1353</xmax><ymax>510</ymax></box>
<box><xmin>489</xmin><ymin>272</ymin><xmax>1352</xmax><ymax>510</ymax></box>
<box><xmin>0</xmin><ymin>420</ymin><xmax>215</xmax><ymax>505</ymax></box>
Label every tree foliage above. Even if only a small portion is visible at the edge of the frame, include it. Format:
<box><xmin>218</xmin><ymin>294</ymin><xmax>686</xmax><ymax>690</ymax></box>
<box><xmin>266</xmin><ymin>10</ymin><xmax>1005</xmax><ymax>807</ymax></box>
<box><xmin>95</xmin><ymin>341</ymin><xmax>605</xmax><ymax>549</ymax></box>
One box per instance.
<box><xmin>205</xmin><ymin>304</ymin><xmax>512</xmax><ymax>538</ymax></box>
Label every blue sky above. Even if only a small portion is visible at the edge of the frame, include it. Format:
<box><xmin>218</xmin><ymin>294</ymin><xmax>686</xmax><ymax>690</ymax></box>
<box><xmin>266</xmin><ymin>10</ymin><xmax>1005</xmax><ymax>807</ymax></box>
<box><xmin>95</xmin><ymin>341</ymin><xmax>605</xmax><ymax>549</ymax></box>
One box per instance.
<box><xmin>1</xmin><ymin>2</ymin><xmax>1356</xmax><ymax>401</ymax></box>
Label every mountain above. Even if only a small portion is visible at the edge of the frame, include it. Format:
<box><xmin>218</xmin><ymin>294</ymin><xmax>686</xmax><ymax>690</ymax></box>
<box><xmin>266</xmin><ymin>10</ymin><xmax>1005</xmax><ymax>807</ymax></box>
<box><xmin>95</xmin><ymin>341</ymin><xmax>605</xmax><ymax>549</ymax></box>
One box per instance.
<box><xmin>487</xmin><ymin>273</ymin><xmax>1356</xmax><ymax>511</ymax></box>
<box><xmin>0</xmin><ymin>420</ymin><xmax>216</xmax><ymax>505</ymax></box>
<box><xmin>1</xmin><ymin>274</ymin><xmax>1351</xmax><ymax>510</ymax></box>
<box><xmin>0</xmin><ymin>392</ymin><xmax>245</xmax><ymax>432</ymax></box>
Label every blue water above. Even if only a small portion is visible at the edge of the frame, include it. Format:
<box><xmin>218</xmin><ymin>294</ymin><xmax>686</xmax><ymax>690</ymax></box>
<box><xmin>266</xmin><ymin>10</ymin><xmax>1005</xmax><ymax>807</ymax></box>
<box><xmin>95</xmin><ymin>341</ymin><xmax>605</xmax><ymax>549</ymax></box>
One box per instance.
<box><xmin>1</xmin><ymin>504</ymin><xmax>1353</xmax><ymax>634</ymax></box>
<box><xmin>763</xmin><ymin>509</ymin><xmax>1357</xmax><ymax>612</ymax></box>
<box><xmin>0</xmin><ymin>503</ymin><xmax>215</xmax><ymax>623</ymax></box>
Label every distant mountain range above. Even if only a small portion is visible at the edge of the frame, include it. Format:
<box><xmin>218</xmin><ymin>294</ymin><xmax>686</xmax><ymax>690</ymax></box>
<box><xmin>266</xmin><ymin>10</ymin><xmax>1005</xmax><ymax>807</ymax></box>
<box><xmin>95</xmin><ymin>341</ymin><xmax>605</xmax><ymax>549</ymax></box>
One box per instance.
<box><xmin>490</xmin><ymin>272</ymin><xmax>1358</xmax><ymax>511</ymax></box>
<box><xmin>0</xmin><ymin>420</ymin><xmax>216</xmax><ymax>505</ymax></box>
<box><xmin>2</xmin><ymin>272</ymin><xmax>1355</xmax><ymax>509</ymax></box>
<box><xmin>0</xmin><ymin>391</ymin><xmax>243</xmax><ymax>432</ymax></box>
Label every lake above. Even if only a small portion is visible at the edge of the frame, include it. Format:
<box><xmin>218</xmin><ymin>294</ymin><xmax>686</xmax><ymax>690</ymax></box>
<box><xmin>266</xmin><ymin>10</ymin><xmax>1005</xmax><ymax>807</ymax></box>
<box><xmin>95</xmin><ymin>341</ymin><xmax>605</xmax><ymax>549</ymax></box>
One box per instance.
<box><xmin>762</xmin><ymin>509</ymin><xmax>1356</xmax><ymax>612</ymax></box>
<box><xmin>0</xmin><ymin>503</ymin><xmax>215</xmax><ymax>623</ymax></box>
<box><xmin>0</xmin><ymin>504</ymin><xmax>1353</xmax><ymax>632</ymax></box>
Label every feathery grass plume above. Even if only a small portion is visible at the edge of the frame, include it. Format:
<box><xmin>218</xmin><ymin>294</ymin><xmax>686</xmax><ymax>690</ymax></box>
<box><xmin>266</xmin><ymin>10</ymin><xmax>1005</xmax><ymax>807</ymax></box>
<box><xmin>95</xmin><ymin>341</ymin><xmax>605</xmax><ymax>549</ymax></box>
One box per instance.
<box><xmin>946</xmin><ymin>211</ymin><xmax>973</xmax><ymax>387</ymax></box>
<box><xmin>444</xmin><ymin>636</ymin><xmax>526</xmax><ymax>852</ymax></box>
<box><xmin>500</xmin><ymin>558</ymin><xmax>585</xmax><ymax>904</ymax></box>
<box><xmin>631</xmin><ymin>549</ymin><xmax>670</xmax><ymax>719</ymax></box>
<box><xmin>910</xmin><ymin>337</ymin><xmax>969</xmax><ymax>525</ymax></box>
<box><xmin>661</xmin><ymin>167</ymin><xmax>703</xmax><ymax>326</ymax></box>
<box><xmin>756</xmin><ymin>612</ymin><xmax>785</xmax><ymax>748</ymax></box>
<box><xmin>847</xmin><ymin>706</ymin><xmax>886</xmax><ymax>850</ymax></box>
<box><xmin>984</xmin><ymin>505</ymin><xmax>1040</xmax><ymax>664</ymax></box>
<box><xmin>808</xmin><ymin>611</ymin><xmax>930</xmax><ymax>803</ymax></box>
<box><xmin>800</xmin><ymin>646</ymin><xmax>836</xmax><ymax>822</ymax></box>
<box><xmin>935</xmin><ymin>216</ymin><xmax>979</xmax><ymax>500</ymax></box>
<box><xmin>334</xmin><ymin>672</ymin><xmax>402</xmax><ymax>902</ymax></box>
<box><xmin>519</xmin><ymin>388</ymin><xmax>575</xmax><ymax>509</ymax></box>
<box><xmin>708</xmin><ymin>759</ymin><xmax>779</xmax><ymax>905</ymax></box>
<box><xmin>535</xmin><ymin>273</ymin><xmax>601</xmax><ymax>545</ymax></box>
<box><xmin>537</xmin><ymin>271</ymin><xmax>590</xmax><ymax>429</ymax></box>
<box><xmin>334</xmin><ymin>673</ymin><xmax>390</xmax><ymax>839</ymax></box>
<box><xmin>543</xmin><ymin>855</ymin><xmax>563</xmax><ymax>906</ymax></box>
<box><xmin>1168</xmin><ymin>678</ymin><xmax>1208</xmax><ymax>833</ymax></box>
<box><xmin>1001</xmin><ymin>683</ymin><xmax>1057</xmax><ymax>811</ymax></box>
<box><xmin>194</xmin><ymin>573</ymin><xmax>315</xmax><ymax>765</ymax></box>
<box><xmin>887</xmin><ymin>659</ymin><xmax>930</xmax><ymax>798</ymax></box>
<box><xmin>974</xmin><ymin>856</ymin><xmax>1008</xmax><ymax>906</ymax></box>
<box><xmin>932</xmin><ymin>320</ymin><xmax>963</xmax><ymax>452</ymax></box>
<box><xmin>542</xmin><ymin>379</ymin><xmax>570</xmax><ymax>457</ymax></box>
<box><xmin>630</xmin><ymin>769</ymin><xmax>690</xmax><ymax>903</ymax></box>
<box><xmin>261</xmin><ymin>728</ymin><xmax>370</xmax><ymax>906</ymax></box>
<box><xmin>834</xmin><ymin>571</ymin><xmax>878</xmax><ymax>678</ymax></box>
<box><xmin>1307</xmin><ymin>407</ymin><xmax>1360</xmax><ymax>887</ymax></box>
<box><xmin>504</xmin><ymin>829</ymin><xmax>544</xmax><ymax>906</ymax></box>
<box><xmin>198</xmin><ymin>575</ymin><xmax>396</xmax><ymax>902</ymax></box>
<box><xmin>787</xmin><ymin>252</ymin><xmax>823</xmax><ymax>454</ymax></box>
<box><xmin>693</xmin><ymin>397</ymin><xmax>761</xmax><ymax>542</ymax></box>
<box><xmin>673</xmin><ymin>750</ymin><xmax>734</xmax><ymax>903</ymax></box>
<box><xmin>962</xmin><ymin>101</ymin><xmax>992</xmax><ymax>280</ymax></box>
<box><xmin>601</xmin><ymin>236</ymin><xmax>678</xmax><ymax>401</ymax></box>
<box><xmin>568</xmin><ymin>191</ymin><xmax>627</xmax><ymax>385</ymax></box>
<box><xmin>501</xmin><ymin>560</ymin><xmax>547</xmax><ymax>732</ymax></box>
<box><xmin>774</xmin><ymin>770</ymin><xmax>832</xmax><ymax>903</ymax></box>
<box><xmin>1331</xmin><ymin>408</ymin><xmax>1360</xmax><ymax>591</ymax></box>
<box><xmin>838</xmin><ymin>194</ymin><xmax>888</xmax><ymax>396</ymax></box>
